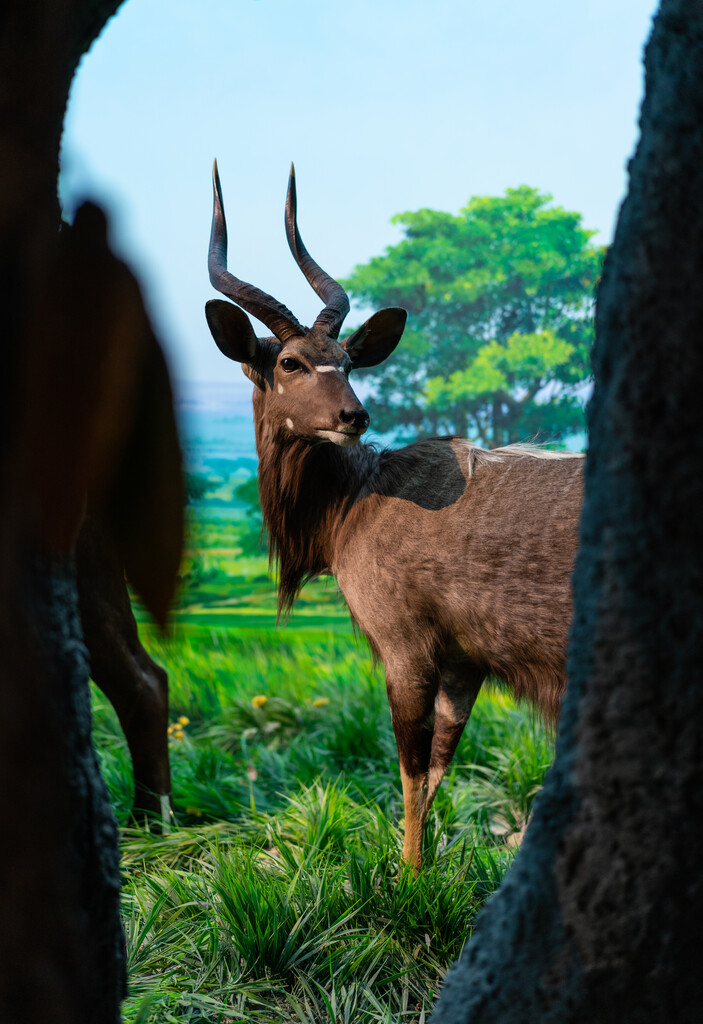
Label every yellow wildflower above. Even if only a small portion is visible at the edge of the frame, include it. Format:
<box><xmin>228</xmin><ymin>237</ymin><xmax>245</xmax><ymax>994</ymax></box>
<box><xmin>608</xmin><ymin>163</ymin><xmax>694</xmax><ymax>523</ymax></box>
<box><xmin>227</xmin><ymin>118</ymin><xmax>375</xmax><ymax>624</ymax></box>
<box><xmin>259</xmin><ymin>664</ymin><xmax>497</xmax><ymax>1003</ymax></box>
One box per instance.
<box><xmin>251</xmin><ymin>694</ymin><xmax>267</xmax><ymax>708</ymax></box>
<box><xmin>312</xmin><ymin>697</ymin><xmax>329</xmax><ymax>707</ymax></box>
<box><xmin>178</xmin><ymin>716</ymin><xmax>190</xmax><ymax>726</ymax></box>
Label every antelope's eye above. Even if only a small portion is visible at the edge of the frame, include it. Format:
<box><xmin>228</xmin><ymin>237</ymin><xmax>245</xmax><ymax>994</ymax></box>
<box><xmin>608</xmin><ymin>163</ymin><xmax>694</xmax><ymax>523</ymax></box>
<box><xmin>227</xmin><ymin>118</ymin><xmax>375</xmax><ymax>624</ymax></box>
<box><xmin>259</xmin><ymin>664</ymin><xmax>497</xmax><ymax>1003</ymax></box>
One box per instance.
<box><xmin>280</xmin><ymin>357</ymin><xmax>300</xmax><ymax>373</ymax></box>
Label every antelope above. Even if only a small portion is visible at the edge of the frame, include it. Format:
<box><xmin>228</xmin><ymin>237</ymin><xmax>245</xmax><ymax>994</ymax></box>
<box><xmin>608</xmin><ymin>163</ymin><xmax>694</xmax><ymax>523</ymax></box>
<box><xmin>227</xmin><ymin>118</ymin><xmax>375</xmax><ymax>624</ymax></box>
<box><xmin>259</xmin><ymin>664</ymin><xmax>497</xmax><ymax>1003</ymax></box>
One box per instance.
<box><xmin>76</xmin><ymin>515</ymin><xmax>172</xmax><ymax>826</ymax></box>
<box><xmin>205</xmin><ymin>162</ymin><xmax>584</xmax><ymax>870</ymax></box>
<box><xmin>66</xmin><ymin>205</ymin><xmax>182</xmax><ymax>830</ymax></box>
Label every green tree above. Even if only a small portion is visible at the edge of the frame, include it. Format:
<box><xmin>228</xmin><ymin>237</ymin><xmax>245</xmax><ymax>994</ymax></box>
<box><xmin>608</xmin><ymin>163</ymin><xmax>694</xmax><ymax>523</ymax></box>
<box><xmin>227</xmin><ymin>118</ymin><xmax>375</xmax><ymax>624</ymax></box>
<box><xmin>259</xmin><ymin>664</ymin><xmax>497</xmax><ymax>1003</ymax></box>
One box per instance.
<box><xmin>342</xmin><ymin>186</ymin><xmax>604</xmax><ymax>446</ymax></box>
<box><xmin>184</xmin><ymin>470</ymin><xmax>212</xmax><ymax>504</ymax></box>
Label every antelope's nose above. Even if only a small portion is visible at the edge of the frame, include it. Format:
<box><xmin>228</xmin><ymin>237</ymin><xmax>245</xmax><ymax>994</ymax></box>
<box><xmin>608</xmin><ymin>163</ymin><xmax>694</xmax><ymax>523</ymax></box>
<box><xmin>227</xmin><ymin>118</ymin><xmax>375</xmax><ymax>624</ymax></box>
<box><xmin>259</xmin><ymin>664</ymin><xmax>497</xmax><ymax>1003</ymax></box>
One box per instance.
<box><xmin>340</xmin><ymin>408</ymin><xmax>370</xmax><ymax>432</ymax></box>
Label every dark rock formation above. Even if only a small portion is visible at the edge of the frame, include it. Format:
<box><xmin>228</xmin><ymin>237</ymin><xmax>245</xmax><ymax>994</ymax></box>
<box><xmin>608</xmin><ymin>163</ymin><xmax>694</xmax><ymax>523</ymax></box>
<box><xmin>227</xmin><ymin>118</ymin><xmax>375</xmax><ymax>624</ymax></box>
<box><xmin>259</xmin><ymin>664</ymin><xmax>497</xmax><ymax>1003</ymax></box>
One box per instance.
<box><xmin>431</xmin><ymin>2</ymin><xmax>703</xmax><ymax>1020</ymax></box>
<box><xmin>0</xmin><ymin>561</ymin><xmax>126</xmax><ymax>1024</ymax></box>
<box><xmin>0</xmin><ymin>3</ymin><xmax>181</xmax><ymax>1021</ymax></box>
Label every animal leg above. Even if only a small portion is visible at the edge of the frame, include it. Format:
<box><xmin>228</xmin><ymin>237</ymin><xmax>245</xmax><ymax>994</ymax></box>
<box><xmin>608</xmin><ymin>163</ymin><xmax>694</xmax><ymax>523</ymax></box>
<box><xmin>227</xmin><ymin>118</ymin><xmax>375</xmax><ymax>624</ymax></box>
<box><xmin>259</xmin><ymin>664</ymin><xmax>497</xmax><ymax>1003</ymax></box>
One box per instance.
<box><xmin>425</xmin><ymin>666</ymin><xmax>484</xmax><ymax>813</ymax></box>
<box><xmin>90</xmin><ymin>634</ymin><xmax>172</xmax><ymax>826</ymax></box>
<box><xmin>76</xmin><ymin>517</ymin><xmax>173</xmax><ymax>826</ymax></box>
<box><xmin>387</xmin><ymin>676</ymin><xmax>436</xmax><ymax>872</ymax></box>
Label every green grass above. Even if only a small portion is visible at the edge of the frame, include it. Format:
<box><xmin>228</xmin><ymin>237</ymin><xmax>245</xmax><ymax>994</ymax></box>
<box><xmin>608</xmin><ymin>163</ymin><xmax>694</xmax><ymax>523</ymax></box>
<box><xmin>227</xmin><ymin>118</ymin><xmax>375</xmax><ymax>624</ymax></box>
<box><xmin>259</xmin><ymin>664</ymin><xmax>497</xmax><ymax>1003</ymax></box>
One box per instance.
<box><xmin>141</xmin><ymin>511</ymin><xmax>352</xmax><ymax>632</ymax></box>
<box><xmin>93</xmin><ymin>510</ymin><xmax>554</xmax><ymax>1023</ymax></box>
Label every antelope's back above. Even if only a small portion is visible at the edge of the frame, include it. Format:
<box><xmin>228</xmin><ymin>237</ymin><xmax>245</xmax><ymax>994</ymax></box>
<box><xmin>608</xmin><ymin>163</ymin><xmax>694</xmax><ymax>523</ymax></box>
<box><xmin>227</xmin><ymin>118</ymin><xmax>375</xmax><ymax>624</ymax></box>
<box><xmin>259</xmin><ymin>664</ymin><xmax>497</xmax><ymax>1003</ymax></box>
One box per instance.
<box><xmin>337</xmin><ymin>438</ymin><xmax>583</xmax><ymax>708</ymax></box>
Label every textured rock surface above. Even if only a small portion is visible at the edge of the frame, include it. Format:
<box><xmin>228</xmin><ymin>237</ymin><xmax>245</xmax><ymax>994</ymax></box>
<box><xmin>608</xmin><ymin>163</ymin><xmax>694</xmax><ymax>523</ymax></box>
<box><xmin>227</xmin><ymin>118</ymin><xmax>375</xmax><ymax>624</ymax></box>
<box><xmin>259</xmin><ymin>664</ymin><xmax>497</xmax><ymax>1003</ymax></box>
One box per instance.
<box><xmin>432</xmin><ymin>1</ymin><xmax>703</xmax><ymax>1020</ymax></box>
<box><xmin>0</xmin><ymin>3</ymin><xmax>172</xmax><ymax>1022</ymax></box>
<box><xmin>0</xmin><ymin>562</ymin><xmax>126</xmax><ymax>1024</ymax></box>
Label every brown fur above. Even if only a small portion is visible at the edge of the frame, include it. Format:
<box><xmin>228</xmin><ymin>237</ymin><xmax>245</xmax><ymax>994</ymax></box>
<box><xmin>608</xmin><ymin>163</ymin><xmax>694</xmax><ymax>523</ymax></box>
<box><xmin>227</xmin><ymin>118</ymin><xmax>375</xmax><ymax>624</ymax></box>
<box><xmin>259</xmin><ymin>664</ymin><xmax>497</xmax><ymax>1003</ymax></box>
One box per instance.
<box><xmin>76</xmin><ymin>515</ymin><xmax>172</xmax><ymax>823</ymax></box>
<box><xmin>255</xmin><ymin>408</ymin><xmax>583</xmax><ymax>869</ymax></box>
<box><xmin>211</xmin><ymin>322</ymin><xmax>583</xmax><ymax>872</ymax></box>
<box><xmin>257</xmin><ymin>422</ymin><xmax>583</xmax><ymax>725</ymax></box>
<box><xmin>205</xmin><ymin>167</ymin><xmax>583</xmax><ymax>868</ymax></box>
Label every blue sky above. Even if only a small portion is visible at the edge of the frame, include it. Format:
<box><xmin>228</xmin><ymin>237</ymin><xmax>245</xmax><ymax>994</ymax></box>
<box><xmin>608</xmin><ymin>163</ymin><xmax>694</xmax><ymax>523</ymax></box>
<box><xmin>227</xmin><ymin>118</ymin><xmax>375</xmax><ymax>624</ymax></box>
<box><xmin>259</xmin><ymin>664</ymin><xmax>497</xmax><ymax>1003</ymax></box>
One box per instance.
<box><xmin>61</xmin><ymin>0</ymin><xmax>659</xmax><ymax>386</ymax></box>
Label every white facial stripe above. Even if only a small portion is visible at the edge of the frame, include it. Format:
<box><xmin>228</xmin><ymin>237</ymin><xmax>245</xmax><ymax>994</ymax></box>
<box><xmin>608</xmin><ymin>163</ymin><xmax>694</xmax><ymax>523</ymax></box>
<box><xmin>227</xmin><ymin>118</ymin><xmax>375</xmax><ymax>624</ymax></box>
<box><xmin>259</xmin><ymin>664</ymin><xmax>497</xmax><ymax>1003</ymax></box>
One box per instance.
<box><xmin>285</xmin><ymin>418</ymin><xmax>294</xmax><ymax>430</ymax></box>
<box><xmin>315</xmin><ymin>429</ymin><xmax>360</xmax><ymax>447</ymax></box>
<box><xmin>315</xmin><ymin>364</ymin><xmax>344</xmax><ymax>374</ymax></box>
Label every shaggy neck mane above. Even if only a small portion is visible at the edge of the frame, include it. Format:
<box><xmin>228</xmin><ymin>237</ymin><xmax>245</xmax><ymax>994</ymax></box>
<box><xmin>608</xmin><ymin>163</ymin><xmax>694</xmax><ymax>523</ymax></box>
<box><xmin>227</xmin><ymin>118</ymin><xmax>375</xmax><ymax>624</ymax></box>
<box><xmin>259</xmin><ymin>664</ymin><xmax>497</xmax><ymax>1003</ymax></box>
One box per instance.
<box><xmin>253</xmin><ymin>391</ymin><xmax>378</xmax><ymax>615</ymax></box>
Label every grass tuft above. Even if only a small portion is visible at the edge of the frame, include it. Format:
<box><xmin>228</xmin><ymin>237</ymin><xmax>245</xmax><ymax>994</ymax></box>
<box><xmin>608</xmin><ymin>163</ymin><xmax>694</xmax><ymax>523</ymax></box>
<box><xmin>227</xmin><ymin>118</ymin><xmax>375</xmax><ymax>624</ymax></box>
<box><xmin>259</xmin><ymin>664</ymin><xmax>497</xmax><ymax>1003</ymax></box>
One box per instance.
<box><xmin>97</xmin><ymin>512</ymin><xmax>555</xmax><ymax>1021</ymax></box>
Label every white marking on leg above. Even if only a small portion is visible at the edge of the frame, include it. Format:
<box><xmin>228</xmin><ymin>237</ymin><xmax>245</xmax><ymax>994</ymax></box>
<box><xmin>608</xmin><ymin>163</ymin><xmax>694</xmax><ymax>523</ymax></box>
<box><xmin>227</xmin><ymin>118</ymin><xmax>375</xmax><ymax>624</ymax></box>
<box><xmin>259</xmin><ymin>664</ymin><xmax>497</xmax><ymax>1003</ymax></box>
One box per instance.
<box><xmin>286</xmin><ymin>417</ymin><xmax>294</xmax><ymax>430</ymax></box>
<box><xmin>435</xmin><ymin>688</ymin><xmax>468</xmax><ymax>724</ymax></box>
<box><xmin>160</xmin><ymin>793</ymin><xmax>172</xmax><ymax>832</ymax></box>
<box><xmin>426</xmin><ymin>764</ymin><xmax>446</xmax><ymax>807</ymax></box>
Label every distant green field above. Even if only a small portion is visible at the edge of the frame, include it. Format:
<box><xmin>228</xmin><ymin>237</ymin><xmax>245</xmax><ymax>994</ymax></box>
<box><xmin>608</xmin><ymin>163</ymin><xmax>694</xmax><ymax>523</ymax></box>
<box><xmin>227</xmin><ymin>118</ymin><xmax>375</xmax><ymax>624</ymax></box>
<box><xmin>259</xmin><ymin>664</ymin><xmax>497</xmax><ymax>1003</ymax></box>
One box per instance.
<box><xmin>134</xmin><ymin>510</ymin><xmax>352</xmax><ymax>634</ymax></box>
<box><xmin>99</xmin><ymin>507</ymin><xmax>554</xmax><ymax>1024</ymax></box>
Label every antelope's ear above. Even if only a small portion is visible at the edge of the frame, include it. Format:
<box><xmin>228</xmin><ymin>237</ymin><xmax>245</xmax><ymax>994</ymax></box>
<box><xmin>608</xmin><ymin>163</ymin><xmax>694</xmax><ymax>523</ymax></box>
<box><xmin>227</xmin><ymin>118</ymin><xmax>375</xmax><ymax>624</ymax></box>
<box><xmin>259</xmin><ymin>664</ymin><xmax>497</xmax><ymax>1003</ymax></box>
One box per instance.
<box><xmin>205</xmin><ymin>299</ymin><xmax>260</xmax><ymax>363</ymax></box>
<box><xmin>342</xmin><ymin>307</ymin><xmax>407</xmax><ymax>368</ymax></box>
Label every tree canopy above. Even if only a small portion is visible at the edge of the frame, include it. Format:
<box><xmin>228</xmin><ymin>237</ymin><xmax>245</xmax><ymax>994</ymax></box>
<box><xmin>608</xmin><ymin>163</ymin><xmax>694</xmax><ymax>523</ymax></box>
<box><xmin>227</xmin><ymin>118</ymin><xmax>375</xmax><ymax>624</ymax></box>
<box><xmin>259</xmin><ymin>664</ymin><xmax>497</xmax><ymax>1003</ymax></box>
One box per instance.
<box><xmin>342</xmin><ymin>186</ymin><xmax>604</xmax><ymax>447</ymax></box>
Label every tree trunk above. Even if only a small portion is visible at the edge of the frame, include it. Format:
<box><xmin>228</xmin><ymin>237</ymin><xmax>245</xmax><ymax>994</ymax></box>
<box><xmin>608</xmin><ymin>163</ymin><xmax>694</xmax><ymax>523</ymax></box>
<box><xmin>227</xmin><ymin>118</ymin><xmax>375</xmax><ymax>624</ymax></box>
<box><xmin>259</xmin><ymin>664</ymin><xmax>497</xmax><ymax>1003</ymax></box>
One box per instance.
<box><xmin>0</xmin><ymin>560</ymin><xmax>126</xmax><ymax>1024</ymax></box>
<box><xmin>431</xmin><ymin>1</ymin><xmax>703</xmax><ymax>1020</ymax></box>
<box><xmin>0</xmin><ymin>3</ymin><xmax>182</xmax><ymax>1022</ymax></box>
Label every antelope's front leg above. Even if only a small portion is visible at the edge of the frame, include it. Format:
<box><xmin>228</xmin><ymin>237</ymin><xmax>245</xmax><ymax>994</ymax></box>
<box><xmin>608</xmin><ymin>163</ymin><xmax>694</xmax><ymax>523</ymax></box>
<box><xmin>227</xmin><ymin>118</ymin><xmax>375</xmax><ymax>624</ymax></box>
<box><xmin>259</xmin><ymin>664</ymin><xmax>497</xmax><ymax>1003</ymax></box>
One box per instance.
<box><xmin>386</xmin><ymin>675</ymin><xmax>435</xmax><ymax>872</ymax></box>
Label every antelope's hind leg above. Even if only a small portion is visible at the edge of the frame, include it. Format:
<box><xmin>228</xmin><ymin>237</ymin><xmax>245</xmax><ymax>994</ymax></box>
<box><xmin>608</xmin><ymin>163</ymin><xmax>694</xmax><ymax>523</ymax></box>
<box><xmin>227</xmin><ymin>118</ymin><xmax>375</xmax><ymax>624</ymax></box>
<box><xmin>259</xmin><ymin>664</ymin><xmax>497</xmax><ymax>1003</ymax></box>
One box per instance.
<box><xmin>426</xmin><ymin>664</ymin><xmax>484</xmax><ymax>812</ymax></box>
<box><xmin>76</xmin><ymin>517</ymin><xmax>173</xmax><ymax>827</ymax></box>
